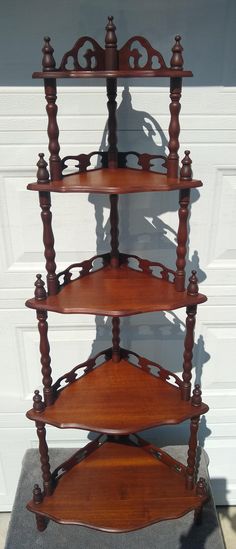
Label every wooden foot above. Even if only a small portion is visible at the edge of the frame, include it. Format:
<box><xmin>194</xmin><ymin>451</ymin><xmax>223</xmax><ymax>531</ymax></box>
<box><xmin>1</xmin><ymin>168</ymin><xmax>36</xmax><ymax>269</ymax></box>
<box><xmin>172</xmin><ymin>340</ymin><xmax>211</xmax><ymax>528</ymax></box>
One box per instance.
<box><xmin>194</xmin><ymin>506</ymin><xmax>203</xmax><ymax>526</ymax></box>
<box><xmin>36</xmin><ymin>513</ymin><xmax>48</xmax><ymax>531</ymax></box>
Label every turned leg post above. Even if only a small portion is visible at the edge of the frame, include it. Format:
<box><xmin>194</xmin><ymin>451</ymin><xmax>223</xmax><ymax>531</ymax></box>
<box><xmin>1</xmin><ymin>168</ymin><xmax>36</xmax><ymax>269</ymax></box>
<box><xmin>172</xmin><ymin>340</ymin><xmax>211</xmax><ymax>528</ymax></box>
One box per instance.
<box><xmin>112</xmin><ymin>317</ymin><xmax>120</xmax><ymax>362</ymax></box>
<box><xmin>175</xmin><ymin>188</ymin><xmax>190</xmax><ymax>291</ymax></box>
<box><xmin>167</xmin><ymin>77</ymin><xmax>182</xmax><ymax>178</ymax></box>
<box><xmin>186</xmin><ymin>415</ymin><xmax>200</xmax><ymax>489</ymax></box>
<box><xmin>110</xmin><ymin>194</ymin><xmax>119</xmax><ymax>268</ymax></box>
<box><xmin>36</xmin><ymin>421</ymin><xmax>53</xmax><ymax>496</ymax></box>
<box><xmin>182</xmin><ymin>304</ymin><xmax>197</xmax><ymax>400</ymax></box>
<box><xmin>36</xmin><ymin>309</ymin><xmax>54</xmax><ymax>406</ymax></box>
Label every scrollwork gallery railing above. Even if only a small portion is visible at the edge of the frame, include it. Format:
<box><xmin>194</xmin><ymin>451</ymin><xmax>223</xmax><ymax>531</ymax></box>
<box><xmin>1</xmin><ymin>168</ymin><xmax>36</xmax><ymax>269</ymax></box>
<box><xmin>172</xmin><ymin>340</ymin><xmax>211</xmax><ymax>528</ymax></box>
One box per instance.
<box><xmin>60</xmin><ymin>151</ymin><xmax>167</xmax><ymax>175</ymax></box>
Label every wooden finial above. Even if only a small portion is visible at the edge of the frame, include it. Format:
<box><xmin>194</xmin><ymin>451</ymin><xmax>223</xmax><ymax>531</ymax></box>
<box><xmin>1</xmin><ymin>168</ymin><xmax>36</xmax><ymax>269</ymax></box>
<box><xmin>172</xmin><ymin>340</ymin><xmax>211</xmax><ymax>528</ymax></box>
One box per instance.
<box><xmin>196</xmin><ymin>477</ymin><xmax>208</xmax><ymax>497</ymax></box>
<box><xmin>34</xmin><ymin>274</ymin><xmax>47</xmax><ymax>301</ymax></box>
<box><xmin>42</xmin><ymin>36</ymin><xmax>56</xmax><ymax>71</ymax></box>
<box><xmin>37</xmin><ymin>153</ymin><xmax>50</xmax><ymax>183</ymax></box>
<box><xmin>180</xmin><ymin>150</ymin><xmax>192</xmax><ymax>180</ymax></box>
<box><xmin>33</xmin><ymin>390</ymin><xmax>45</xmax><ymax>412</ymax></box>
<box><xmin>170</xmin><ymin>35</ymin><xmax>183</xmax><ymax>69</ymax></box>
<box><xmin>187</xmin><ymin>270</ymin><xmax>199</xmax><ymax>296</ymax></box>
<box><xmin>33</xmin><ymin>483</ymin><xmax>43</xmax><ymax>504</ymax></box>
<box><xmin>191</xmin><ymin>384</ymin><xmax>202</xmax><ymax>406</ymax></box>
<box><xmin>105</xmin><ymin>16</ymin><xmax>118</xmax><ymax>69</ymax></box>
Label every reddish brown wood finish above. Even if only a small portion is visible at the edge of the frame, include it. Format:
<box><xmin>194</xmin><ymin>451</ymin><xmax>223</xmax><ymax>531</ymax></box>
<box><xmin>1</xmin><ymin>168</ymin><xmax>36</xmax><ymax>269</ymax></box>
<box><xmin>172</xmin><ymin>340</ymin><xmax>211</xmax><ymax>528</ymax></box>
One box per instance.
<box><xmin>37</xmin><ymin>310</ymin><xmax>54</xmax><ymax>406</ymax></box>
<box><xmin>36</xmin><ymin>421</ymin><xmax>53</xmax><ymax>496</ymax></box>
<box><xmin>39</xmin><ymin>192</ymin><xmax>58</xmax><ymax>295</ymax></box>
<box><xmin>110</xmin><ymin>194</ymin><xmax>119</xmax><ymax>267</ymax></box>
<box><xmin>27</xmin><ymin>439</ymin><xmax>208</xmax><ymax>532</ymax></box>
<box><xmin>182</xmin><ymin>305</ymin><xmax>197</xmax><ymax>400</ymax></box>
<box><xmin>106</xmin><ymin>78</ymin><xmax>118</xmax><ymax>168</ymax></box>
<box><xmin>26</xmin><ymin>357</ymin><xmax>208</xmax><ymax>433</ymax></box>
<box><xmin>59</xmin><ymin>37</ymin><xmax>105</xmax><ymax>71</ymax></box>
<box><xmin>187</xmin><ymin>270</ymin><xmax>199</xmax><ymax>296</ymax></box>
<box><xmin>112</xmin><ymin>317</ymin><xmax>120</xmax><ymax>362</ymax></box>
<box><xmin>186</xmin><ymin>416</ymin><xmax>200</xmax><ymax>490</ymax></box>
<box><xmin>33</xmin><ymin>69</ymin><xmax>193</xmax><ymax>79</ymax></box>
<box><xmin>175</xmin><ymin>188</ymin><xmax>190</xmax><ymax>291</ymax></box>
<box><xmin>27</xmin><ymin>168</ymin><xmax>203</xmax><ymax>194</ymax></box>
<box><xmin>33</xmin><ymin>484</ymin><xmax>48</xmax><ymax>531</ymax></box>
<box><xmin>44</xmin><ymin>79</ymin><xmax>61</xmax><ymax>180</ymax></box>
<box><xmin>105</xmin><ymin>16</ymin><xmax>118</xmax><ymax>70</ymax></box>
<box><xmin>170</xmin><ymin>35</ymin><xmax>184</xmax><ymax>70</ymax></box>
<box><xmin>26</xmin><ymin>264</ymin><xmax>207</xmax><ymax>316</ymax></box>
<box><xmin>167</xmin><ymin>77</ymin><xmax>182</xmax><ymax>178</ymax></box>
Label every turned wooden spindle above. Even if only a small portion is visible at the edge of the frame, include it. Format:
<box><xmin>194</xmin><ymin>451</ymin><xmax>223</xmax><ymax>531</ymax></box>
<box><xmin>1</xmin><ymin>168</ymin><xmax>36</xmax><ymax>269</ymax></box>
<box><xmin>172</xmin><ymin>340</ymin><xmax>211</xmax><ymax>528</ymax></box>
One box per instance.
<box><xmin>168</xmin><ymin>34</ymin><xmax>184</xmax><ymax>178</ymax></box>
<box><xmin>167</xmin><ymin>77</ymin><xmax>182</xmax><ymax>178</ymax></box>
<box><xmin>181</xmin><ymin>305</ymin><xmax>197</xmax><ymax>400</ymax></box>
<box><xmin>196</xmin><ymin>477</ymin><xmax>208</xmax><ymax>497</ymax></box>
<box><xmin>170</xmin><ymin>35</ymin><xmax>183</xmax><ymax>69</ymax></box>
<box><xmin>36</xmin><ymin>164</ymin><xmax>58</xmax><ymax>296</ymax></box>
<box><xmin>33</xmin><ymin>390</ymin><xmax>45</xmax><ymax>412</ymax></box>
<box><xmin>42</xmin><ymin>37</ymin><xmax>61</xmax><ymax>180</ymax></box>
<box><xmin>110</xmin><ymin>194</ymin><xmax>119</xmax><ymax>268</ymax></box>
<box><xmin>187</xmin><ymin>270</ymin><xmax>199</xmax><ymax>296</ymax></box>
<box><xmin>180</xmin><ymin>150</ymin><xmax>192</xmax><ymax>180</ymax></box>
<box><xmin>112</xmin><ymin>317</ymin><xmax>120</xmax><ymax>362</ymax></box>
<box><xmin>34</xmin><ymin>274</ymin><xmax>47</xmax><ymax>301</ymax></box>
<box><xmin>106</xmin><ymin>77</ymin><xmax>118</xmax><ymax>168</ymax></box>
<box><xmin>186</xmin><ymin>415</ymin><xmax>200</xmax><ymax>490</ymax></box>
<box><xmin>105</xmin><ymin>16</ymin><xmax>118</xmax><ymax>70</ymax></box>
<box><xmin>191</xmin><ymin>384</ymin><xmax>202</xmax><ymax>407</ymax></box>
<box><xmin>33</xmin><ymin>484</ymin><xmax>47</xmax><ymax>531</ymax></box>
<box><xmin>36</xmin><ymin>309</ymin><xmax>54</xmax><ymax>406</ymax></box>
<box><xmin>175</xmin><ymin>188</ymin><xmax>190</xmax><ymax>292</ymax></box>
<box><xmin>36</xmin><ymin>421</ymin><xmax>53</xmax><ymax>496</ymax></box>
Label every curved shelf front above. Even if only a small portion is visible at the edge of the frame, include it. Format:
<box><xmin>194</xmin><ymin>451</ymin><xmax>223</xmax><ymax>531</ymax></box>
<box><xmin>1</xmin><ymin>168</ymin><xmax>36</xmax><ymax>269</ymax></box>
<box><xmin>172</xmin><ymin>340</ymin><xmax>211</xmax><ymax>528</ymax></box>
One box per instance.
<box><xmin>27</xmin><ymin>439</ymin><xmax>208</xmax><ymax>532</ymax></box>
<box><xmin>26</xmin><ymin>264</ymin><xmax>207</xmax><ymax>316</ymax></box>
<box><xmin>33</xmin><ymin>69</ymin><xmax>193</xmax><ymax>79</ymax></box>
<box><xmin>27</xmin><ymin>168</ymin><xmax>202</xmax><ymax>194</ymax></box>
<box><xmin>26</xmin><ymin>358</ymin><xmax>208</xmax><ymax>433</ymax></box>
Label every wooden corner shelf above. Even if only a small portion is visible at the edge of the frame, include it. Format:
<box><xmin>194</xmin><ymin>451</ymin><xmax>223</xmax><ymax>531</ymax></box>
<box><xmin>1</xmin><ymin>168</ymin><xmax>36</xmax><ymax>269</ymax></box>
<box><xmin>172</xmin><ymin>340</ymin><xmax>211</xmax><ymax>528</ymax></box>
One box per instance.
<box><xmin>27</xmin><ymin>437</ymin><xmax>208</xmax><ymax>533</ymax></box>
<box><xmin>27</xmin><ymin>168</ymin><xmax>202</xmax><ymax>194</ymax></box>
<box><xmin>25</xmin><ymin>14</ymin><xmax>209</xmax><ymax>537</ymax></box>
<box><xmin>26</xmin><ymin>260</ymin><xmax>207</xmax><ymax>316</ymax></box>
<box><xmin>26</xmin><ymin>356</ymin><xmax>208</xmax><ymax>433</ymax></box>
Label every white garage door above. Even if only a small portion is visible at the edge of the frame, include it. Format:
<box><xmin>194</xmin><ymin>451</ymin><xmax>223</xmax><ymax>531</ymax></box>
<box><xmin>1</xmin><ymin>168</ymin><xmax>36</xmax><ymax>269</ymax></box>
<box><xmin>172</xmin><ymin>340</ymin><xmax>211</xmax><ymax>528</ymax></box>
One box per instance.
<box><xmin>0</xmin><ymin>82</ymin><xmax>235</xmax><ymax>510</ymax></box>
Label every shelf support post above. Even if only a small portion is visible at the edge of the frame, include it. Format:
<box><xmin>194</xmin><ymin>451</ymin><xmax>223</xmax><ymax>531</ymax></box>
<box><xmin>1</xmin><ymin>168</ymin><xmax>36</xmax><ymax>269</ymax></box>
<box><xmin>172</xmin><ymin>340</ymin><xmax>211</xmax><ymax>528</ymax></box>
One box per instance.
<box><xmin>42</xmin><ymin>37</ymin><xmax>62</xmax><ymax>180</ymax></box>
<box><xmin>36</xmin><ymin>421</ymin><xmax>53</xmax><ymax>496</ymax></box>
<box><xmin>186</xmin><ymin>415</ymin><xmax>200</xmax><ymax>490</ymax></box>
<box><xmin>175</xmin><ymin>187</ymin><xmax>190</xmax><ymax>291</ymax></box>
<box><xmin>182</xmin><ymin>304</ymin><xmax>197</xmax><ymax>400</ymax></box>
<box><xmin>105</xmin><ymin>17</ymin><xmax>118</xmax><ymax>168</ymax></box>
<box><xmin>167</xmin><ymin>36</ymin><xmax>183</xmax><ymax>178</ymax></box>
<box><xmin>110</xmin><ymin>194</ymin><xmax>119</xmax><ymax>267</ymax></box>
<box><xmin>37</xmin><ymin>153</ymin><xmax>58</xmax><ymax>296</ymax></box>
<box><xmin>112</xmin><ymin>317</ymin><xmax>120</xmax><ymax>362</ymax></box>
<box><xmin>35</xmin><ymin>285</ymin><xmax>54</xmax><ymax>405</ymax></box>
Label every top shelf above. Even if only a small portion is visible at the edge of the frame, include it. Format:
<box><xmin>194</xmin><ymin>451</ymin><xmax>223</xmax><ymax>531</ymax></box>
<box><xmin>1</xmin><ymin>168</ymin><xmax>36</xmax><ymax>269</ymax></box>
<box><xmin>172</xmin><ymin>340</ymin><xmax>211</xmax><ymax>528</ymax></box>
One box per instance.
<box><xmin>33</xmin><ymin>69</ymin><xmax>193</xmax><ymax>80</ymax></box>
<box><xmin>35</xmin><ymin>16</ymin><xmax>192</xmax><ymax>81</ymax></box>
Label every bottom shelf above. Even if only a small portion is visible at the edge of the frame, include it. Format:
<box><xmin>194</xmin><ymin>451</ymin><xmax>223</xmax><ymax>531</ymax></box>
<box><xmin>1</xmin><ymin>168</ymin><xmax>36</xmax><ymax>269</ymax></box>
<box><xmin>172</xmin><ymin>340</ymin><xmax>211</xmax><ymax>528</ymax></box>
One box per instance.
<box><xmin>27</xmin><ymin>436</ymin><xmax>208</xmax><ymax>533</ymax></box>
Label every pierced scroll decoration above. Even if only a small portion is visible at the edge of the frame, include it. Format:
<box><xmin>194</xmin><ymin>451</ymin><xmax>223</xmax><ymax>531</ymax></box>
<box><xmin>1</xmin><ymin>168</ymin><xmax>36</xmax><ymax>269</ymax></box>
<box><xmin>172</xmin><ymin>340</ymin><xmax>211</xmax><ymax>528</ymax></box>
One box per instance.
<box><xmin>119</xmin><ymin>37</ymin><xmax>167</xmax><ymax>71</ymax></box>
<box><xmin>52</xmin><ymin>436</ymin><xmax>105</xmax><ymax>484</ymax></box>
<box><xmin>57</xmin><ymin>253</ymin><xmax>110</xmax><ymax>287</ymax></box>
<box><xmin>61</xmin><ymin>151</ymin><xmax>108</xmax><ymax>173</ymax></box>
<box><xmin>52</xmin><ymin>348</ymin><xmax>112</xmax><ymax>394</ymax></box>
<box><xmin>123</xmin><ymin>348</ymin><xmax>182</xmax><ymax>388</ymax></box>
<box><xmin>120</xmin><ymin>253</ymin><xmax>176</xmax><ymax>282</ymax></box>
<box><xmin>58</xmin><ymin>37</ymin><xmax>105</xmax><ymax>71</ymax></box>
<box><xmin>118</xmin><ymin>151</ymin><xmax>167</xmax><ymax>173</ymax></box>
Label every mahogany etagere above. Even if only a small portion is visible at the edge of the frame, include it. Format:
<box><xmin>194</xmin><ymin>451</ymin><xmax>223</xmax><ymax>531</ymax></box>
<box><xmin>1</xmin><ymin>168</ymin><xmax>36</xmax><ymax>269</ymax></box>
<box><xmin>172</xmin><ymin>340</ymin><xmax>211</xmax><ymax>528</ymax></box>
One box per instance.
<box><xmin>25</xmin><ymin>16</ymin><xmax>209</xmax><ymax>534</ymax></box>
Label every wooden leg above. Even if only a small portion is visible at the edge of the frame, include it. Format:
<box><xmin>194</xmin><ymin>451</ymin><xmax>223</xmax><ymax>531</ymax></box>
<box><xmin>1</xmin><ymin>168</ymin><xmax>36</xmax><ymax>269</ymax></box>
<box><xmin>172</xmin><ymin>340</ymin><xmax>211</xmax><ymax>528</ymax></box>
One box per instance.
<box><xmin>35</xmin><ymin>514</ymin><xmax>48</xmax><ymax>531</ymax></box>
<box><xmin>186</xmin><ymin>416</ymin><xmax>200</xmax><ymax>490</ymax></box>
<box><xmin>37</xmin><ymin>310</ymin><xmax>54</xmax><ymax>406</ymax></box>
<box><xmin>36</xmin><ymin>421</ymin><xmax>53</xmax><ymax>496</ymax></box>
<box><xmin>112</xmin><ymin>317</ymin><xmax>120</xmax><ymax>362</ymax></box>
<box><xmin>182</xmin><ymin>305</ymin><xmax>197</xmax><ymax>400</ymax></box>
